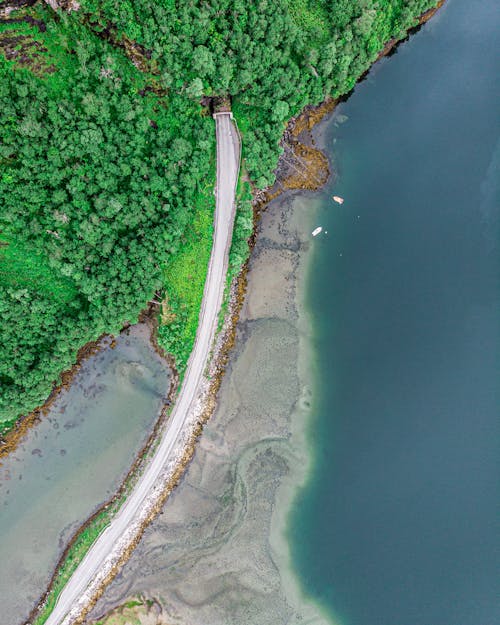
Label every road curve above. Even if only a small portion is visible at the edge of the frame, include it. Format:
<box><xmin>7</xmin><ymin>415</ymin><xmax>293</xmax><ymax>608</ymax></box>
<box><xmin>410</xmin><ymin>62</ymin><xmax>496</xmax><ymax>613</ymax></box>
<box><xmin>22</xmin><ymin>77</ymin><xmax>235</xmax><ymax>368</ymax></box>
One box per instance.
<box><xmin>42</xmin><ymin>113</ymin><xmax>240</xmax><ymax>625</ymax></box>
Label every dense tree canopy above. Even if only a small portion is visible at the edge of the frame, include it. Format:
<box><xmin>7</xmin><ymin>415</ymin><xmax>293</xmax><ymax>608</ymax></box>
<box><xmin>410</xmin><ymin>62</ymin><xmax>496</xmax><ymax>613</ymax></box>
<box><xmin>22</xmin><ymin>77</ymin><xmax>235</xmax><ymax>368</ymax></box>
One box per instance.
<box><xmin>0</xmin><ymin>0</ymin><xmax>438</xmax><ymax>425</ymax></box>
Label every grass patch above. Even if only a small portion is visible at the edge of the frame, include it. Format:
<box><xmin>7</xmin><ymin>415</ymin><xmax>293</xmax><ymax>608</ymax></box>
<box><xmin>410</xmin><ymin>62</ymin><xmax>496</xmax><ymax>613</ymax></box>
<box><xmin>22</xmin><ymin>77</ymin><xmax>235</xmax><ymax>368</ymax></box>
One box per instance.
<box><xmin>0</xmin><ymin>9</ymin><xmax>61</xmax><ymax>77</ymax></box>
<box><xmin>228</xmin><ymin>176</ymin><xmax>253</xmax><ymax>283</ymax></box>
<box><xmin>123</xmin><ymin>599</ymin><xmax>144</xmax><ymax>608</ymax></box>
<box><xmin>90</xmin><ymin>598</ymin><xmax>146</xmax><ymax>625</ymax></box>
<box><xmin>32</xmin><ymin>507</ymin><xmax>115</xmax><ymax>625</ymax></box>
<box><xmin>0</xmin><ymin>238</ymin><xmax>77</xmax><ymax>303</ymax></box>
<box><xmin>31</xmin><ymin>484</ymin><xmax>131</xmax><ymax>625</ymax></box>
<box><xmin>0</xmin><ymin>415</ymin><xmax>18</xmax><ymax>437</ymax></box>
<box><xmin>216</xmin><ymin>172</ymin><xmax>253</xmax><ymax>333</ymax></box>
<box><xmin>157</xmin><ymin>160</ymin><xmax>216</xmax><ymax>373</ymax></box>
<box><xmin>286</xmin><ymin>0</ymin><xmax>329</xmax><ymax>42</ymax></box>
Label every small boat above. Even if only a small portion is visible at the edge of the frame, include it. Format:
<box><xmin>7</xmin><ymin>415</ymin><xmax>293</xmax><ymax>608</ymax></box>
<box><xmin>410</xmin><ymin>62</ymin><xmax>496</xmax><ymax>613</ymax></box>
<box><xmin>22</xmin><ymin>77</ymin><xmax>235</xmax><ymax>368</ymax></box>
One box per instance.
<box><xmin>333</xmin><ymin>195</ymin><xmax>344</xmax><ymax>204</ymax></box>
<box><xmin>312</xmin><ymin>227</ymin><xmax>322</xmax><ymax>237</ymax></box>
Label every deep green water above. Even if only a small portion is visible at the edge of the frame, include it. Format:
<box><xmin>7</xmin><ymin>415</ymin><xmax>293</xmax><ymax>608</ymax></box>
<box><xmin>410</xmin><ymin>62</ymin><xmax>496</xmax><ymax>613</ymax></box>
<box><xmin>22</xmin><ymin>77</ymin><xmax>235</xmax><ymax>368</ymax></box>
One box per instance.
<box><xmin>290</xmin><ymin>1</ymin><xmax>500</xmax><ymax>625</ymax></box>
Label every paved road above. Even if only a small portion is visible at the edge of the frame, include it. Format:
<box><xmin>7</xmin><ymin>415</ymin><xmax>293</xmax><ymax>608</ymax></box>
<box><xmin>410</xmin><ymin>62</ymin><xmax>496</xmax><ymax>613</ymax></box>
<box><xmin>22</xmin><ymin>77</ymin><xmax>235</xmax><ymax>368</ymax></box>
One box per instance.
<box><xmin>43</xmin><ymin>113</ymin><xmax>240</xmax><ymax>625</ymax></box>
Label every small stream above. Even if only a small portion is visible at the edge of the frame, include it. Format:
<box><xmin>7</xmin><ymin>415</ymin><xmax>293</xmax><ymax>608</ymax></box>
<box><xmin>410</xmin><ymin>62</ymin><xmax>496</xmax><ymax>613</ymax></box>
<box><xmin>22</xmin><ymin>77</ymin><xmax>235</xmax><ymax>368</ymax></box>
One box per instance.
<box><xmin>0</xmin><ymin>324</ymin><xmax>171</xmax><ymax>623</ymax></box>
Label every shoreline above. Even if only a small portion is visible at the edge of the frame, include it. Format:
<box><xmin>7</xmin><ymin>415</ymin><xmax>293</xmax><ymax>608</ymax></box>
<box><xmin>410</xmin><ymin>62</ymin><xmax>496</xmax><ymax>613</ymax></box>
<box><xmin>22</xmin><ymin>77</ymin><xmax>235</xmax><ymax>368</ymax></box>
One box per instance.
<box><xmin>249</xmin><ymin>2</ymin><xmax>449</xmax><ymax>622</ymax></box>
<box><xmin>0</xmin><ymin>334</ymin><xmax>108</xmax><ymax>462</ymax></box>
<box><xmin>269</xmin><ymin>189</ymin><xmax>338</xmax><ymax>625</ymax></box>
<box><xmin>22</xmin><ymin>1</ymin><xmax>447</xmax><ymax>621</ymax></box>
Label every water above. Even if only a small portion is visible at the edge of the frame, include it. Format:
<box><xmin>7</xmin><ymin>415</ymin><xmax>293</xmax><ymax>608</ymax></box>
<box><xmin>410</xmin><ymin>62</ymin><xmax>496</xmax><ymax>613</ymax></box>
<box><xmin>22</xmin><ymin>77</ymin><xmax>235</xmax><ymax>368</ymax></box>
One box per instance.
<box><xmin>291</xmin><ymin>1</ymin><xmax>500</xmax><ymax>624</ymax></box>
<box><xmin>0</xmin><ymin>324</ymin><xmax>170</xmax><ymax>623</ymax></box>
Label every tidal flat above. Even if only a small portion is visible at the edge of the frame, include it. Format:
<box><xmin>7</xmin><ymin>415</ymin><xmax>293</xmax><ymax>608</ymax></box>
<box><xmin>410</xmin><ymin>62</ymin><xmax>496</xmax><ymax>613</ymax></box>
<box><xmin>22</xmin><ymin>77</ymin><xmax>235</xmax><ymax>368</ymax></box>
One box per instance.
<box><xmin>89</xmin><ymin>181</ymin><xmax>334</xmax><ymax>625</ymax></box>
<box><xmin>0</xmin><ymin>325</ymin><xmax>170</xmax><ymax>623</ymax></box>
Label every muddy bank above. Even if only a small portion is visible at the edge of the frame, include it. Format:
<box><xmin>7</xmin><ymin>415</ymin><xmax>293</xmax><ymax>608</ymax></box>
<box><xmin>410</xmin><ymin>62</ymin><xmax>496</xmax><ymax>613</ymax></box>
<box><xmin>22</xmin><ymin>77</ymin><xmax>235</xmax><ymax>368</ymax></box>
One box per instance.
<box><xmin>0</xmin><ymin>334</ymin><xmax>107</xmax><ymax>462</ymax></box>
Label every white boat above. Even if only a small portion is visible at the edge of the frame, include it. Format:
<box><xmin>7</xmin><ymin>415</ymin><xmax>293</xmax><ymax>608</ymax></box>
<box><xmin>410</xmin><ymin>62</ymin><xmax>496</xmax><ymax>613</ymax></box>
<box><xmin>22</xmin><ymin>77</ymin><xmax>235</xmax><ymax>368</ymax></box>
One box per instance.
<box><xmin>333</xmin><ymin>195</ymin><xmax>344</xmax><ymax>204</ymax></box>
<box><xmin>312</xmin><ymin>226</ymin><xmax>323</xmax><ymax>237</ymax></box>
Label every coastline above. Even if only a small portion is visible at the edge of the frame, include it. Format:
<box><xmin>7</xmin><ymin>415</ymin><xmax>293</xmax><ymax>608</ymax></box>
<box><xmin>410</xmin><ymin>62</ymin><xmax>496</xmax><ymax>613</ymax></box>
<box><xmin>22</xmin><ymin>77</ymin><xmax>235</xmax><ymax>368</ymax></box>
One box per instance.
<box><xmin>267</xmin><ymin>3</ymin><xmax>500</xmax><ymax>625</ymax></box>
<box><xmin>21</xmin><ymin>2</ymin><xmax>449</xmax><ymax>621</ymax></box>
<box><xmin>267</xmin><ymin>188</ymin><xmax>338</xmax><ymax>625</ymax></box>
<box><xmin>246</xmin><ymin>3</ymin><xmax>449</xmax><ymax>600</ymax></box>
<box><xmin>268</xmin><ymin>3</ymin><xmax>456</xmax><ymax>622</ymax></box>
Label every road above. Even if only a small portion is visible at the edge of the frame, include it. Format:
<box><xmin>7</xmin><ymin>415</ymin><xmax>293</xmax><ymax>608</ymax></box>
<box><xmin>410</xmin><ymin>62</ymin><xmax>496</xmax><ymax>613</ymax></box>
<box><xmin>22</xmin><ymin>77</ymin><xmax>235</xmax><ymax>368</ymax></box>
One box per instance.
<box><xmin>43</xmin><ymin>112</ymin><xmax>240</xmax><ymax>625</ymax></box>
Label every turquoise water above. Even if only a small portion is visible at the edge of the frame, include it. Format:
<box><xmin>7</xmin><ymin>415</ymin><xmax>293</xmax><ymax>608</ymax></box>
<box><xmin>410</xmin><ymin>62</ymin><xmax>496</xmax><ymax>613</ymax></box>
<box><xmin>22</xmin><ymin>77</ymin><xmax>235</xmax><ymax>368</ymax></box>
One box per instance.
<box><xmin>290</xmin><ymin>1</ymin><xmax>500</xmax><ymax>625</ymax></box>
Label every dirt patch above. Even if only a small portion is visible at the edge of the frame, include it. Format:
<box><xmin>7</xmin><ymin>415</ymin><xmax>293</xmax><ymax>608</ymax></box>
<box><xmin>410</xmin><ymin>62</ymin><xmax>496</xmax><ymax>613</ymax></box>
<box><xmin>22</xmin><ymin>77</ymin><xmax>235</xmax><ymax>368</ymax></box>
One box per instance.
<box><xmin>78</xmin><ymin>13</ymin><xmax>168</xmax><ymax>96</ymax></box>
<box><xmin>0</xmin><ymin>0</ymin><xmax>38</xmax><ymax>16</ymax></box>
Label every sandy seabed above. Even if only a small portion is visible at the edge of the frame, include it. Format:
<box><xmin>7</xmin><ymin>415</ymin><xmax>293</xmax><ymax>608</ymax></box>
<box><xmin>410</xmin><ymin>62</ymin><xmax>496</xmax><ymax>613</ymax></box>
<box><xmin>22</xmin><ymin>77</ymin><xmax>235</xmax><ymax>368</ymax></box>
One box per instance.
<box><xmin>88</xmin><ymin>176</ymin><xmax>337</xmax><ymax>625</ymax></box>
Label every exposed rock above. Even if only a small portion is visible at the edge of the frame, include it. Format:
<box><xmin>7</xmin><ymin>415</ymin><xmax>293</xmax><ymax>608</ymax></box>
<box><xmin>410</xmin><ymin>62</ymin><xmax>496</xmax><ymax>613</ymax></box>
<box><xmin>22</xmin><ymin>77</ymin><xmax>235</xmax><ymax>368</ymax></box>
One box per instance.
<box><xmin>44</xmin><ymin>0</ymin><xmax>80</xmax><ymax>12</ymax></box>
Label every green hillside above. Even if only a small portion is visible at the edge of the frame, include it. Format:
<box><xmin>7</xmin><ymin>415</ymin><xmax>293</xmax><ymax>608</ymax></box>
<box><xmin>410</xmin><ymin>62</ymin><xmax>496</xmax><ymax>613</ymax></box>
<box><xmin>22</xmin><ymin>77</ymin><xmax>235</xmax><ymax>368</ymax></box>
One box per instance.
<box><xmin>0</xmin><ymin>0</ymin><xmax>439</xmax><ymax>425</ymax></box>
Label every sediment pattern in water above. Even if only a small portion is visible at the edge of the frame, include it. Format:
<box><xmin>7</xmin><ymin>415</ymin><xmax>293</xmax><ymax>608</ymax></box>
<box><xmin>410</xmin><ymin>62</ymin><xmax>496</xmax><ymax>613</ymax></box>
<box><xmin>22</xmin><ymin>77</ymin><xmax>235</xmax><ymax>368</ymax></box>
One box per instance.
<box><xmin>89</xmin><ymin>191</ymin><xmax>332</xmax><ymax>625</ymax></box>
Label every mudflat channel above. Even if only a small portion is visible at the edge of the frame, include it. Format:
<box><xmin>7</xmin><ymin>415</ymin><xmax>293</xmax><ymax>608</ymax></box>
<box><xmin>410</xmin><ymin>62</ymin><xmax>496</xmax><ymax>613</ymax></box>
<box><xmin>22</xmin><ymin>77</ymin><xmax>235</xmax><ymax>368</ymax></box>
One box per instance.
<box><xmin>0</xmin><ymin>325</ymin><xmax>170</xmax><ymax>623</ymax></box>
<box><xmin>88</xmin><ymin>188</ymin><xmax>331</xmax><ymax>624</ymax></box>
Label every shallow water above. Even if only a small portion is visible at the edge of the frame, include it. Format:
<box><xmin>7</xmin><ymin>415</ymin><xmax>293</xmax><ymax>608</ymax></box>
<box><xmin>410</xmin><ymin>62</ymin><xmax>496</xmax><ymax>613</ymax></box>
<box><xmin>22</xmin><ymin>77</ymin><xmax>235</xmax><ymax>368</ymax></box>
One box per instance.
<box><xmin>89</xmin><ymin>190</ymin><xmax>329</xmax><ymax>625</ymax></box>
<box><xmin>290</xmin><ymin>0</ymin><xmax>500</xmax><ymax>624</ymax></box>
<box><xmin>0</xmin><ymin>324</ymin><xmax>170</xmax><ymax>623</ymax></box>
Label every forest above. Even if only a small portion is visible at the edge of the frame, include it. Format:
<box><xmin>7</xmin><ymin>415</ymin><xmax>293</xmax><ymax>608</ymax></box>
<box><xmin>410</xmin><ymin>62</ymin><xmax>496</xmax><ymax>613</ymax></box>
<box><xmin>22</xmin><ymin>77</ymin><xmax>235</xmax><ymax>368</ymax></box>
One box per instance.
<box><xmin>0</xmin><ymin>0</ymin><xmax>439</xmax><ymax>428</ymax></box>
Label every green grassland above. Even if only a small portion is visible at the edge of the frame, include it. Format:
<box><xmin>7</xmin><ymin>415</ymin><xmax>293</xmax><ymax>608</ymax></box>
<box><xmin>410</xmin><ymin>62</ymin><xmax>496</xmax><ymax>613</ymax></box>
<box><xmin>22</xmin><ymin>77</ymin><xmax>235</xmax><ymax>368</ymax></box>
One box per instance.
<box><xmin>0</xmin><ymin>237</ymin><xmax>77</xmax><ymax>303</ymax></box>
<box><xmin>159</xmin><ymin>166</ymin><xmax>216</xmax><ymax>372</ymax></box>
